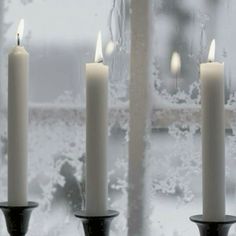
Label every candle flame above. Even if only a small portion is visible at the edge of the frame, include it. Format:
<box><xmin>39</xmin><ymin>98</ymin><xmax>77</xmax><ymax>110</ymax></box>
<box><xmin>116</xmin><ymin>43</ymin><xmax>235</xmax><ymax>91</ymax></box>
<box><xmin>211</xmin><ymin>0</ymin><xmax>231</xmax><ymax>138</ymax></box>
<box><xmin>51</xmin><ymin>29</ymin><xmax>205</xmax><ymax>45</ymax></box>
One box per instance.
<box><xmin>95</xmin><ymin>31</ymin><xmax>103</xmax><ymax>63</ymax></box>
<box><xmin>208</xmin><ymin>39</ymin><xmax>215</xmax><ymax>62</ymax></box>
<box><xmin>171</xmin><ymin>52</ymin><xmax>181</xmax><ymax>76</ymax></box>
<box><xmin>16</xmin><ymin>19</ymin><xmax>24</xmax><ymax>46</ymax></box>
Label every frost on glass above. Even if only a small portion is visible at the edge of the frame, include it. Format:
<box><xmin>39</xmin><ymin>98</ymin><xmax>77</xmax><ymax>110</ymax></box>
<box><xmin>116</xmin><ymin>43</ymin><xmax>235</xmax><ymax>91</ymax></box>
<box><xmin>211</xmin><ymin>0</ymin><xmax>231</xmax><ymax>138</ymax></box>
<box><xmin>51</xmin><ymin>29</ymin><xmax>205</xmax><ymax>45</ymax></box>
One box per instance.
<box><xmin>0</xmin><ymin>0</ymin><xmax>236</xmax><ymax>236</ymax></box>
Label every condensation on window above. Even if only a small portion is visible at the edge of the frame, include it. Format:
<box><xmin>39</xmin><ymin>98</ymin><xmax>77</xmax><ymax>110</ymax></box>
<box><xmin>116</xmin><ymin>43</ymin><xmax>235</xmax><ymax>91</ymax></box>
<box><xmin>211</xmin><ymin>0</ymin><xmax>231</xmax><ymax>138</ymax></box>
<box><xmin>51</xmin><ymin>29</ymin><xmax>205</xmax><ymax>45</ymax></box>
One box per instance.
<box><xmin>0</xmin><ymin>0</ymin><xmax>236</xmax><ymax>236</ymax></box>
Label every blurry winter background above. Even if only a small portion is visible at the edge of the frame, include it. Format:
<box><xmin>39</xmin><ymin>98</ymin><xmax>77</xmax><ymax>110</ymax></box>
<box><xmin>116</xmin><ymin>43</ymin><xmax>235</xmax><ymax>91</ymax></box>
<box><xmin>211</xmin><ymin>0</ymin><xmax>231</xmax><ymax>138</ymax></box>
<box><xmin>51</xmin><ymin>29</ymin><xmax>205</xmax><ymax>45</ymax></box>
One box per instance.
<box><xmin>1</xmin><ymin>0</ymin><xmax>236</xmax><ymax>235</ymax></box>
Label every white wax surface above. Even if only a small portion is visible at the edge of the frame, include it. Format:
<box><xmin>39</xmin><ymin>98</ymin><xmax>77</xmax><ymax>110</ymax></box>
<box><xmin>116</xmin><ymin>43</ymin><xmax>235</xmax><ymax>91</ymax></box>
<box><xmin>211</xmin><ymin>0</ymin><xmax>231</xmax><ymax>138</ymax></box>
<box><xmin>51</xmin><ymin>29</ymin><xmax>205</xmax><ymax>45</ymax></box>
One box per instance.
<box><xmin>201</xmin><ymin>62</ymin><xmax>225</xmax><ymax>221</ymax></box>
<box><xmin>8</xmin><ymin>46</ymin><xmax>29</xmax><ymax>206</ymax></box>
<box><xmin>85</xmin><ymin>63</ymin><xmax>108</xmax><ymax>216</ymax></box>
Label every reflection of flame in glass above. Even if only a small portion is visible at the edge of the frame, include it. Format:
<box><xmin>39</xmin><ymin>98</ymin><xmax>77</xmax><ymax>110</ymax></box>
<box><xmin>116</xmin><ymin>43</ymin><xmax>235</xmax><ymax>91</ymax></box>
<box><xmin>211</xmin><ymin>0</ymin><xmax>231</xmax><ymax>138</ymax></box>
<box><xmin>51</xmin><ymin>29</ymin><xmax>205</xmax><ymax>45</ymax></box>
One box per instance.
<box><xmin>95</xmin><ymin>31</ymin><xmax>103</xmax><ymax>63</ymax></box>
<box><xmin>16</xmin><ymin>19</ymin><xmax>24</xmax><ymax>45</ymax></box>
<box><xmin>208</xmin><ymin>39</ymin><xmax>215</xmax><ymax>62</ymax></box>
<box><xmin>105</xmin><ymin>41</ymin><xmax>116</xmax><ymax>56</ymax></box>
<box><xmin>171</xmin><ymin>52</ymin><xmax>181</xmax><ymax>76</ymax></box>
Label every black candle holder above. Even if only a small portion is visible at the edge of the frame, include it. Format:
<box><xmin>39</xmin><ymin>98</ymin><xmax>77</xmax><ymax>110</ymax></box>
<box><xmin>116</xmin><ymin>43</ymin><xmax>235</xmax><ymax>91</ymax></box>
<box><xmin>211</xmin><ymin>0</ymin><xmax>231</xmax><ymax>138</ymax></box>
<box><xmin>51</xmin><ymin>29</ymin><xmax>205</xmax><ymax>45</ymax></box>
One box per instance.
<box><xmin>0</xmin><ymin>201</ymin><xmax>38</xmax><ymax>236</ymax></box>
<box><xmin>75</xmin><ymin>210</ymin><xmax>119</xmax><ymax>236</ymax></box>
<box><xmin>190</xmin><ymin>215</ymin><xmax>236</xmax><ymax>236</ymax></box>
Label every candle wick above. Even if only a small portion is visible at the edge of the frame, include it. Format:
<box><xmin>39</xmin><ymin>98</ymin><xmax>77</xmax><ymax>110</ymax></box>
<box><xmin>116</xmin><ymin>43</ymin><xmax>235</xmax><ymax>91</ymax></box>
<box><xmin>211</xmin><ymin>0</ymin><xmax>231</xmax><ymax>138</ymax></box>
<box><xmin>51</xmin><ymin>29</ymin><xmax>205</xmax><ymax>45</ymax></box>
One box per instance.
<box><xmin>17</xmin><ymin>33</ymin><xmax>20</xmax><ymax>46</ymax></box>
<box><xmin>96</xmin><ymin>58</ymin><xmax>103</xmax><ymax>63</ymax></box>
<box><xmin>95</xmin><ymin>57</ymin><xmax>103</xmax><ymax>63</ymax></box>
<box><xmin>208</xmin><ymin>58</ymin><xmax>214</xmax><ymax>63</ymax></box>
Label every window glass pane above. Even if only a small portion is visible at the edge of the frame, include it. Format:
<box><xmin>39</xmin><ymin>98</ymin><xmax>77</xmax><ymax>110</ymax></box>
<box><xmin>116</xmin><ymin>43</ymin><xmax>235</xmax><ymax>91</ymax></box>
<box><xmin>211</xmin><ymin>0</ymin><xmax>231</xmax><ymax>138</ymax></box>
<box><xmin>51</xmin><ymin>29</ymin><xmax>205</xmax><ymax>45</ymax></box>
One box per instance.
<box><xmin>0</xmin><ymin>1</ymin><xmax>236</xmax><ymax>236</ymax></box>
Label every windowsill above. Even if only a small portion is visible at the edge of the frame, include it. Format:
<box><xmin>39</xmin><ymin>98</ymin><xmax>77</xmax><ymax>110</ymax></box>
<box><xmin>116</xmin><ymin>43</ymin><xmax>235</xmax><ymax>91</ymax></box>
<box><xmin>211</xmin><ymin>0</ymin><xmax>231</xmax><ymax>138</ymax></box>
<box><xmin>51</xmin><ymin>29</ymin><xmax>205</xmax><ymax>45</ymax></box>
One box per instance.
<box><xmin>1</xmin><ymin>103</ymin><xmax>236</xmax><ymax>129</ymax></box>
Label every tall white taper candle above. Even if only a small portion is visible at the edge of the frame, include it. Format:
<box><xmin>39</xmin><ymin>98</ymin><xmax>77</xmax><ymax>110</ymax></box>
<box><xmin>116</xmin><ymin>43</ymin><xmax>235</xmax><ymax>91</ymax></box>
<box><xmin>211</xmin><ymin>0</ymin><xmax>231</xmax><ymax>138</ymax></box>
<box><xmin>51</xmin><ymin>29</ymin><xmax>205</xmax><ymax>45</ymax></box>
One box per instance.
<box><xmin>8</xmin><ymin>19</ymin><xmax>28</xmax><ymax>206</ymax></box>
<box><xmin>201</xmin><ymin>39</ymin><xmax>225</xmax><ymax>221</ymax></box>
<box><xmin>85</xmin><ymin>32</ymin><xmax>108</xmax><ymax>216</ymax></box>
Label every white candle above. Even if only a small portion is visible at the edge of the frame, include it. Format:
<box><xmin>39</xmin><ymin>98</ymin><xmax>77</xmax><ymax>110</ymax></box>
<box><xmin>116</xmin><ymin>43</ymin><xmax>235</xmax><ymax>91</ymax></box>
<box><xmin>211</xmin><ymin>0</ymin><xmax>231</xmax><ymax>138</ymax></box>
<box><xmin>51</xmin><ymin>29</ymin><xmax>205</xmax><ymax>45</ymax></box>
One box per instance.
<box><xmin>201</xmin><ymin>39</ymin><xmax>225</xmax><ymax>221</ymax></box>
<box><xmin>85</xmin><ymin>32</ymin><xmax>108</xmax><ymax>216</ymax></box>
<box><xmin>171</xmin><ymin>52</ymin><xmax>181</xmax><ymax>74</ymax></box>
<box><xmin>8</xmin><ymin>19</ymin><xmax>28</xmax><ymax>206</ymax></box>
<box><xmin>171</xmin><ymin>51</ymin><xmax>181</xmax><ymax>89</ymax></box>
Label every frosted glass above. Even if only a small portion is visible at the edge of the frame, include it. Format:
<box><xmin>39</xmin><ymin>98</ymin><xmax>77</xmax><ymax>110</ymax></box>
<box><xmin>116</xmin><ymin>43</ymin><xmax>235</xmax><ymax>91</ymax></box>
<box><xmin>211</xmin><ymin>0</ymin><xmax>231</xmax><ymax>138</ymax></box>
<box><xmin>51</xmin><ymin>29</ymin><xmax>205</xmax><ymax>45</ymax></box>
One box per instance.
<box><xmin>0</xmin><ymin>0</ymin><xmax>236</xmax><ymax>236</ymax></box>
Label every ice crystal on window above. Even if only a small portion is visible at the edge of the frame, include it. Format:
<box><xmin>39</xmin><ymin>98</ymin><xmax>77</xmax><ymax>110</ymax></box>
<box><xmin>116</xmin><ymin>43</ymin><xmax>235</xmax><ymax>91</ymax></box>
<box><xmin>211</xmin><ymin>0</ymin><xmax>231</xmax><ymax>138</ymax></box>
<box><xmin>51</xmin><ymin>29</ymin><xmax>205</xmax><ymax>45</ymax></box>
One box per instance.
<box><xmin>0</xmin><ymin>1</ymin><xmax>236</xmax><ymax>236</ymax></box>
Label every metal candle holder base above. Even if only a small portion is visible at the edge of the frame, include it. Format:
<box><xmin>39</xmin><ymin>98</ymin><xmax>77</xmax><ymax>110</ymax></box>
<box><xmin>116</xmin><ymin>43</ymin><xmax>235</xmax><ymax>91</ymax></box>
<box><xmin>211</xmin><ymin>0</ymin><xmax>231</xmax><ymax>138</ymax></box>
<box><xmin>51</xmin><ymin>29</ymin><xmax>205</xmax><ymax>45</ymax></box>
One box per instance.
<box><xmin>190</xmin><ymin>215</ymin><xmax>236</xmax><ymax>236</ymax></box>
<box><xmin>75</xmin><ymin>210</ymin><xmax>119</xmax><ymax>236</ymax></box>
<box><xmin>0</xmin><ymin>201</ymin><xmax>38</xmax><ymax>236</ymax></box>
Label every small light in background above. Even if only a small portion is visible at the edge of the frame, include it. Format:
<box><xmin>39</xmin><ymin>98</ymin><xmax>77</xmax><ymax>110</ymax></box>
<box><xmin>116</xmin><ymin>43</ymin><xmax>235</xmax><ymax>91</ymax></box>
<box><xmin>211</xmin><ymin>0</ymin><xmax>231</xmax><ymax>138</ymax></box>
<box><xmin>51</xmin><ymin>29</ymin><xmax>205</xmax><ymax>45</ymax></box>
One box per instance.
<box><xmin>171</xmin><ymin>52</ymin><xmax>181</xmax><ymax>76</ymax></box>
<box><xmin>105</xmin><ymin>40</ymin><xmax>116</xmax><ymax>56</ymax></box>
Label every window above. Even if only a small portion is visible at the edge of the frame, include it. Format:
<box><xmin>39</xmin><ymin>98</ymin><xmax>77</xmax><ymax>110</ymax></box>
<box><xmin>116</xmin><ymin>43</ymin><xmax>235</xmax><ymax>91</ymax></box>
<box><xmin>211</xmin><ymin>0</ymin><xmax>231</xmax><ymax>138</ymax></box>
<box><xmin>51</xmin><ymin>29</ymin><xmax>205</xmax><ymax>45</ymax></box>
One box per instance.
<box><xmin>0</xmin><ymin>1</ymin><xmax>235</xmax><ymax>235</ymax></box>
